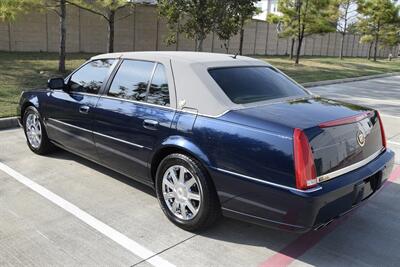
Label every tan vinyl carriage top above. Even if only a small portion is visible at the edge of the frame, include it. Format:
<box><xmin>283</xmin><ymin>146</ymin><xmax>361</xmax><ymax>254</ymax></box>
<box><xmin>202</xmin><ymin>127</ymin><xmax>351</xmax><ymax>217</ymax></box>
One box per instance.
<box><xmin>91</xmin><ymin>51</ymin><xmax>273</xmax><ymax>117</ymax></box>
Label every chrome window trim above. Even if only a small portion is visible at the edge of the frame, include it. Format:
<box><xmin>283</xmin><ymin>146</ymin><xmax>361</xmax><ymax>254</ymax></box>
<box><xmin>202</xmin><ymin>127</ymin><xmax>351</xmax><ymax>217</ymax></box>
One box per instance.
<box><xmin>99</xmin><ymin>94</ymin><xmax>175</xmax><ymax>112</ymax></box>
<box><xmin>317</xmin><ymin>148</ymin><xmax>385</xmax><ymax>183</ymax></box>
<box><xmin>47</xmin><ymin>118</ymin><xmax>145</xmax><ymax>149</ymax></box>
<box><xmin>214</xmin><ymin>167</ymin><xmax>322</xmax><ymax>193</ymax></box>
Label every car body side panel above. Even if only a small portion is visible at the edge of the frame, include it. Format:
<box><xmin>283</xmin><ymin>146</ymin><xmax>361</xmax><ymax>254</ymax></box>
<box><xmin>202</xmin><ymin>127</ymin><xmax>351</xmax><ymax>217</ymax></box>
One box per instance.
<box><xmin>43</xmin><ymin>90</ymin><xmax>99</xmax><ymax>161</ymax></box>
<box><xmin>192</xmin><ymin>115</ymin><xmax>296</xmax><ymax>190</ymax></box>
<box><xmin>93</xmin><ymin>97</ymin><xmax>176</xmax><ymax>183</ymax></box>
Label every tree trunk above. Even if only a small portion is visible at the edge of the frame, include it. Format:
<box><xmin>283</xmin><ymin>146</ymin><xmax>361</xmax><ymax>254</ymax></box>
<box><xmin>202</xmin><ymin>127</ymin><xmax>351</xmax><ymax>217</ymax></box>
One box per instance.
<box><xmin>373</xmin><ymin>33</ymin><xmax>379</xmax><ymax>62</ymax></box>
<box><xmin>295</xmin><ymin>36</ymin><xmax>303</xmax><ymax>64</ymax></box>
<box><xmin>58</xmin><ymin>0</ymin><xmax>66</xmax><ymax>73</ymax></box>
<box><xmin>289</xmin><ymin>38</ymin><xmax>295</xmax><ymax>60</ymax></box>
<box><xmin>239</xmin><ymin>18</ymin><xmax>244</xmax><ymax>55</ymax></box>
<box><xmin>339</xmin><ymin>32</ymin><xmax>345</xmax><ymax>60</ymax></box>
<box><xmin>107</xmin><ymin>11</ymin><xmax>115</xmax><ymax>53</ymax></box>
<box><xmin>196</xmin><ymin>38</ymin><xmax>204</xmax><ymax>52</ymax></box>
<box><xmin>368</xmin><ymin>42</ymin><xmax>372</xmax><ymax>60</ymax></box>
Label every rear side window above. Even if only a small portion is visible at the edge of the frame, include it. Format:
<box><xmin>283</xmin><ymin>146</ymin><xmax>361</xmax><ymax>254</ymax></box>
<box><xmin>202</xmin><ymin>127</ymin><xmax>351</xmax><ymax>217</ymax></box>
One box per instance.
<box><xmin>68</xmin><ymin>59</ymin><xmax>115</xmax><ymax>94</ymax></box>
<box><xmin>208</xmin><ymin>67</ymin><xmax>308</xmax><ymax>104</ymax></box>
<box><xmin>108</xmin><ymin>60</ymin><xmax>155</xmax><ymax>102</ymax></box>
<box><xmin>147</xmin><ymin>64</ymin><xmax>170</xmax><ymax>106</ymax></box>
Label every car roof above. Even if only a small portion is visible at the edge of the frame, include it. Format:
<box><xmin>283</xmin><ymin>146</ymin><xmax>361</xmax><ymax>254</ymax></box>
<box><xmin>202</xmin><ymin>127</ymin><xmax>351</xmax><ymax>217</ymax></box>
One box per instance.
<box><xmin>91</xmin><ymin>51</ymin><xmax>265</xmax><ymax>64</ymax></box>
<box><xmin>90</xmin><ymin>52</ymin><xmax>279</xmax><ymax>117</ymax></box>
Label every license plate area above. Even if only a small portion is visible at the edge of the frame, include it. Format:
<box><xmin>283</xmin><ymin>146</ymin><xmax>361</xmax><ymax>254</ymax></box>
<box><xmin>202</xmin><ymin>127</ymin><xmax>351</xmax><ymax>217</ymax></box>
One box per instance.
<box><xmin>352</xmin><ymin>171</ymin><xmax>383</xmax><ymax>205</ymax></box>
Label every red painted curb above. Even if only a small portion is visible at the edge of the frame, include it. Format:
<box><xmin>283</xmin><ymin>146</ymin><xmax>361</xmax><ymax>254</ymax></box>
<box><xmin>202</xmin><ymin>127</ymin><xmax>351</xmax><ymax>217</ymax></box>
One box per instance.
<box><xmin>260</xmin><ymin>165</ymin><xmax>400</xmax><ymax>267</ymax></box>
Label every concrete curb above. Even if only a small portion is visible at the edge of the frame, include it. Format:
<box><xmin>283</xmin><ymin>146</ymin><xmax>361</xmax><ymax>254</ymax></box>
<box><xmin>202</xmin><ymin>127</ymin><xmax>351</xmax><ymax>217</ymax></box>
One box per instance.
<box><xmin>302</xmin><ymin>72</ymin><xmax>400</xmax><ymax>88</ymax></box>
<box><xmin>0</xmin><ymin>117</ymin><xmax>20</xmax><ymax>130</ymax></box>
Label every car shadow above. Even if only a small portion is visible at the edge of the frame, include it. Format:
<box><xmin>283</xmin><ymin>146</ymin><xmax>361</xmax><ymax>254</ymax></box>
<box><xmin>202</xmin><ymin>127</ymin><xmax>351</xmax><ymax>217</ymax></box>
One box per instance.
<box><xmin>46</xmin><ymin>149</ymin><xmax>400</xmax><ymax>266</ymax></box>
<box><xmin>47</xmin><ymin>149</ymin><xmax>156</xmax><ymax>197</ymax></box>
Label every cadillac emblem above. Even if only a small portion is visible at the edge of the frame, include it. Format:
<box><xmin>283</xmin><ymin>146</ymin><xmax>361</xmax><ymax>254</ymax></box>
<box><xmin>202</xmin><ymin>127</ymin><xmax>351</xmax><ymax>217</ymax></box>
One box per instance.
<box><xmin>357</xmin><ymin>130</ymin><xmax>366</xmax><ymax>147</ymax></box>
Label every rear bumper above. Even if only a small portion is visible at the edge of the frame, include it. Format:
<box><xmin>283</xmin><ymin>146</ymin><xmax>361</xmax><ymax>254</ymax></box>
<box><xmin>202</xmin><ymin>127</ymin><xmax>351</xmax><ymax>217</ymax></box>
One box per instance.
<box><xmin>212</xmin><ymin>149</ymin><xmax>395</xmax><ymax>232</ymax></box>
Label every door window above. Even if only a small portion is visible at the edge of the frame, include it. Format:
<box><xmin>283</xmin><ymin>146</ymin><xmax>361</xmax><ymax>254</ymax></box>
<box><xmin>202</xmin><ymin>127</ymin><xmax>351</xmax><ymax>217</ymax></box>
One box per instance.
<box><xmin>108</xmin><ymin>60</ymin><xmax>155</xmax><ymax>102</ymax></box>
<box><xmin>68</xmin><ymin>59</ymin><xmax>115</xmax><ymax>94</ymax></box>
<box><xmin>147</xmin><ymin>64</ymin><xmax>170</xmax><ymax>106</ymax></box>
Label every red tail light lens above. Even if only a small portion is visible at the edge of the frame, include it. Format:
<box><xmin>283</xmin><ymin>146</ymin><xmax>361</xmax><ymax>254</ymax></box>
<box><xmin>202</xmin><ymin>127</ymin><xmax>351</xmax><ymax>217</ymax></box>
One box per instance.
<box><xmin>376</xmin><ymin>111</ymin><xmax>386</xmax><ymax>148</ymax></box>
<box><xmin>293</xmin><ymin>128</ymin><xmax>317</xmax><ymax>190</ymax></box>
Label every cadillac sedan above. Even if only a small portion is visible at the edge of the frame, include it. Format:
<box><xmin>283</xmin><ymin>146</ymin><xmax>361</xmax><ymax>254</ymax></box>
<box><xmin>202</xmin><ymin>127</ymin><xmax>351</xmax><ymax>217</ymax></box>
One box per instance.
<box><xmin>18</xmin><ymin>52</ymin><xmax>394</xmax><ymax>232</ymax></box>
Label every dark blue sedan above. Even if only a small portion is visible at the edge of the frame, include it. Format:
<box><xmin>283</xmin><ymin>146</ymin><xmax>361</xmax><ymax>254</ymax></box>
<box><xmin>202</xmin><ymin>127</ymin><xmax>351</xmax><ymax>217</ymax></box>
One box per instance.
<box><xmin>18</xmin><ymin>52</ymin><xmax>394</xmax><ymax>232</ymax></box>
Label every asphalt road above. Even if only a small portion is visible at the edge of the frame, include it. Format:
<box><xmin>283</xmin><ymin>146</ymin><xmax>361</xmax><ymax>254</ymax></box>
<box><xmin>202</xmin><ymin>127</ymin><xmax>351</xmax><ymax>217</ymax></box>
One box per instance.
<box><xmin>0</xmin><ymin>75</ymin><xmax>399</xmax><ymax>267</ymax></box>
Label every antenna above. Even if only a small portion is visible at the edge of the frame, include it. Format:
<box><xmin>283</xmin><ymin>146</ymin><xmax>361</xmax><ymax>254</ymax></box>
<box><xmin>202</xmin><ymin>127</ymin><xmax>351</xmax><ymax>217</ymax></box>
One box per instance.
<box><xmin>231</xmin><ymin>51</ymin><xmax>239</xmax><ymax>59</ymax></box>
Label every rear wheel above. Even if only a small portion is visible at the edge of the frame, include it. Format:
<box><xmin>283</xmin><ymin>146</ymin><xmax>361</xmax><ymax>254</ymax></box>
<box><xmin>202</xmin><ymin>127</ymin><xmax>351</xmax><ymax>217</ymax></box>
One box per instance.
<box><xmin>155</xmin><ymin>153</ymin><xmax>220</xmax><ymax>231</ymax></box>
<box><xmin>23</xmin><ymin>106</ymin><xmax>55</xmax><ymax>155</ymax></box>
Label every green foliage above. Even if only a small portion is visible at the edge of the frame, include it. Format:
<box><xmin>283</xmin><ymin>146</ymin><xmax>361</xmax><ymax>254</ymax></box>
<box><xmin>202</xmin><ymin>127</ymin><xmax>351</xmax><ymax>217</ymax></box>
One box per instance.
<box><xmin>359</xmin><ymin>34</ymin><xmax>374</xmax><ymax>44</ymax></box>
<box><xmin>357</xmin><ymin>0</ymin><xmax>400</xmax><ymax>60</ymax></box>
<box><xmin>276</xmin><ymin>0</ymin><xmax>337</xmax><ymax>63</ymax></box>
<box><xmin>158</xmin><ymin>0</ymin><xmax>219</xmax><ymax>51</ymax></box>
<box><xmin>66</xmin><ymin>0</ymin><xmax>134</xmax><ymax>21</ymax></box>
<box><xmin>0</xmin><ymin>0</ymin><xmax>28</xmax><ymax>21</ymax></box>
<box><xmin>158</xmin><ymin>0</ymin><xmax>259</xmax><ymax>52</ymax></box>
<box><xmin>213</xmin><ymin>1</ymin><xmax>259</xmax><ymax>52</ymax></box>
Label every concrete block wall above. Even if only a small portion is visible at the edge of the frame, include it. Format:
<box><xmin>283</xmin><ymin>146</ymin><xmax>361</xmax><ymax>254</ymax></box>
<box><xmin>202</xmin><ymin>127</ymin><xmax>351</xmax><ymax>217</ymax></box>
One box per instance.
<box><xmin>0</xmin><ymin>5</ymin><xmax>393</xmax><ymax>58</ymax></box>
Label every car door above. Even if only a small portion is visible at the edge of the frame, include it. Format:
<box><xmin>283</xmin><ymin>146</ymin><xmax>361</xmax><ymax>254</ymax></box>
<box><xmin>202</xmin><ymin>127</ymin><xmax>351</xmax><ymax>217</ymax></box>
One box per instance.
<box><xmin>45</xmin><ymin>58</ymin><xmax>117</xmax><ymax>161</ymax></box>
<box><xmin>93</xmin><ymin>59</ymin><xmax>176</xmax><ymax>184</ymax></box>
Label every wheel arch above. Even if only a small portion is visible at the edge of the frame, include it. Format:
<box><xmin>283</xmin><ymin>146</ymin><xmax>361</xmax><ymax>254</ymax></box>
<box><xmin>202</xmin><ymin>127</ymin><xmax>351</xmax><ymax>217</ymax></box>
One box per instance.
<box><xmin>150</xmin><ymin>137</ymin><xmax>213</xmax><ymax>184</ymax></box>
<box><xmin>20</xmin><ymin>96</ymin><xmax>40</xmax><ymax>123</ymax></box>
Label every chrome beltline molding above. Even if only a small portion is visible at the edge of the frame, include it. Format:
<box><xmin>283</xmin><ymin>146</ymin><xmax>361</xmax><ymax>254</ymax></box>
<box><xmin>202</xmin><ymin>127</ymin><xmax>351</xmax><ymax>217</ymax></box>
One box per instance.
<box><xmin>317</xmin><ymin>148</ymin><xmax>385</xmax><ymax>183</ymax></box>
<box><xmin>47</xmin><ymin>118</ymin><xmax>145</xmax><ymax>149</ymax></box>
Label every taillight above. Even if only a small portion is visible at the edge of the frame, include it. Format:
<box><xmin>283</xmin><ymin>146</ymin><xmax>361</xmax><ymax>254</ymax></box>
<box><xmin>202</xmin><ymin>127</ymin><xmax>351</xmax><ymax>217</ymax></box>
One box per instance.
<box><xmin>376</xmin><ymin>111</ymin><xmax>386</xmax><ymax>148</ymax></box>
<box><xmin>293</xmin><ymin>128</ymin><xmax>317</xmax><ymax>190</ymax></box>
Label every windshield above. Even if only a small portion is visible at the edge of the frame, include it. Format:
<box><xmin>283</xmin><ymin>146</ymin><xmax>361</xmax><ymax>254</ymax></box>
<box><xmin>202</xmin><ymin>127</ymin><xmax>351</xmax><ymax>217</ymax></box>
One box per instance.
<box><xmin>208</xmin><ymin>66</ymin><xmax>308</xmax><ymax>104</ymax></box>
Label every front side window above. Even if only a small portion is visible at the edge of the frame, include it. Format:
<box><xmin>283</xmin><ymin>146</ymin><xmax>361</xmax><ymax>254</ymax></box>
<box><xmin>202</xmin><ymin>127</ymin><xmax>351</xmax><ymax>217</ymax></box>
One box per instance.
<box><xmin>68</xmin><ymin>59</ymin><xmax>115</xmax><ymax>94</ymax></box>
<box><xmin>108</xmin><ymin>60</ymin><xmax>155</xmax><ymax>102</ymax></box>
<box><xmin>208</xmin><ymin>66</ymin><xmax>308</xmax><ymax>104</ymax></box>
<box><xmin>147</xmin><ymin>64</ymin><xmax>170</xmax><ymax>106</ymax></box>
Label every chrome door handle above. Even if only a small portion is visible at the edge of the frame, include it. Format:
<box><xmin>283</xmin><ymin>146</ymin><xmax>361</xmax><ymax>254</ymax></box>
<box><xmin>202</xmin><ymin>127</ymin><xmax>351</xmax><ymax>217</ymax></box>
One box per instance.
<box><xmin>79</xmin><ymin>105</ymin><xmax>90</xmax><ymax>114</ymax></box>
<box><xmin>143</xmin><ymin>119</ymin><xmax>159</xmax><ymax>130</ymax></box>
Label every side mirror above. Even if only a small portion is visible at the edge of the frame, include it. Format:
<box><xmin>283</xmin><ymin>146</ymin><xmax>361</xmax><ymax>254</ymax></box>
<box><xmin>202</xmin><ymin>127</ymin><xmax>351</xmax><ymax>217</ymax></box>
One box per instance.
<box><xmin>47</xmin><ymin>77</ymin><xmax>66</xmax><ymax>90</ymax></box>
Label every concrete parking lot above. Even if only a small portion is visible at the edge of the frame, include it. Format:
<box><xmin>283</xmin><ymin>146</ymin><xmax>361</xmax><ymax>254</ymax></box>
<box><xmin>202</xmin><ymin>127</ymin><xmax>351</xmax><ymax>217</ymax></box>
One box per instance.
<box><xmin>0</xmin><ymin>75</ymin><xmax>399</xmax><ymax>267</ymax></box>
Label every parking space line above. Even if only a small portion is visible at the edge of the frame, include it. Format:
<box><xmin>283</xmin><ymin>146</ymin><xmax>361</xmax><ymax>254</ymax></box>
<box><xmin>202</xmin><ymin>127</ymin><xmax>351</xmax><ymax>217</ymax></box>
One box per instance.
<box><xmin>259</xmin><ymin>165</ymin><xmax>400</xmax><ymax>267</ymax></box>
<box><xmin>381</xmin><ymin>114</ymin><xmax>400</xmax><ymax>120</ymax></box>
<box><xmin>388</xmin><ymin>140</ymin><xmax>400</xmax><ymax>146</ymax></box>
<box><xmin>0</xmin><ymin>162</ymin><xmax>175</xmax><ymax>267</ymax></box>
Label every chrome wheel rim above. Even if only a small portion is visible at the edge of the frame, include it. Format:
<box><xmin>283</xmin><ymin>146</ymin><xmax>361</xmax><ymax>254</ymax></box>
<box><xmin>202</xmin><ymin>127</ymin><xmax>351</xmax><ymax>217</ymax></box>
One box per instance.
<box><xmin>162</xmin><ymin>165</ymin><xmax>202</xmax><ymax>220</ymax></box>
<box><xmin>26</xmin><ymin>113</ymin><xmax>42</xmax><ymax>149</ymax></box>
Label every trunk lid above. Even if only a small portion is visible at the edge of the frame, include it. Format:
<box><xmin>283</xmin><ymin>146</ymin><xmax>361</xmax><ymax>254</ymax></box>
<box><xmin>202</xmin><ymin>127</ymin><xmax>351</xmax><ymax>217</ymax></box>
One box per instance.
<box><xmin>223</xmin><ymin>97</ymin><xmax>384</xmax><ymax>178</ymax></box>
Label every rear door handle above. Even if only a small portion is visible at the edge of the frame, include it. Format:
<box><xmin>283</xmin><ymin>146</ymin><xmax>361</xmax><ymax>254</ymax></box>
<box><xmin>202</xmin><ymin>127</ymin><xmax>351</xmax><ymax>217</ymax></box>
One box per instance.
<box><xmin>79</xmin><ymin>105</ymin><xmax>90</xmax><ymax>114</ymax></box>
<box><xmin>143</xmin><ymin>119</ymin><xmax>159</xmax><ymax>130</ymax></box>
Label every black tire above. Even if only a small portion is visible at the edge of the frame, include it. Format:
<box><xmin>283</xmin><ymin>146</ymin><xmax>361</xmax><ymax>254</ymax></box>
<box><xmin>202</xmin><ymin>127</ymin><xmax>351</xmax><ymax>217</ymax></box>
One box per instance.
<box><xmin>155</xmin><ymin>153</ymin><xmax>220</xmax><ymax>231</ymax></box>
<box><xmin>23</xmin><ymin>106</ymin><xmax>56</xmax><ymax>155</ymax></box>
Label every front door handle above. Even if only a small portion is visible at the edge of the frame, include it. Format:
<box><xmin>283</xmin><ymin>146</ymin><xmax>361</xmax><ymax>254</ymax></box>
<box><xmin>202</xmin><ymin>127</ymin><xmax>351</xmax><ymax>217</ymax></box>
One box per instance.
<box><xmin>79</xmin><ymin>105</ymin><xmax>90</xmax><ymax>114</ymax></box>
<box><xmin>143</xmin><ymin>119</ymin><xmax>159</xmax><ymax>130</ymax></box>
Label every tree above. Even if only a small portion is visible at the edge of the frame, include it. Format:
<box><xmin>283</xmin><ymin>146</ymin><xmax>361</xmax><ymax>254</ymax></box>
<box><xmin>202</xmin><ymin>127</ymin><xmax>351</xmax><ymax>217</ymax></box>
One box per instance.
<box><xmin>335</xmin><ymin>0</ymin><xmax>358</xmax><ymax>60</ymax></box>
<box><xmin>213</xmin><ymin>0</ymin><xmax>259</xmax><ymax>54</ymax></box>
<box><xmin>357</xmin><ymin>0</ymin><xmax>400</xmax><ymax>61</ymax></box>
<box><xmin>277</xmin><ymin>0</ymin><xmax>337</xmax><ymax>64</ymax></box>
<box><xmin>234</xmin><ymin>0</ymin><xmax>259</xmax><ymax>55</ymax></box>
<box><xmin>67</xmin><ymin>0</ymin><xmax>135</xmax><ymax>53</ymax></box>
<box><xmin>359</xmin><ymin>34</ymin><xmax>374</xmax><ymax>59</ymax></box>
<box><xmin>267</xmin><ymin>12</ymin><xmax>297</xmax><ymax>59</ymax></box>
<box><xmin>158</xmin><ymin>0</ymin><xmax>219</xmax><ymax>52</ymax></box>
<box><xmin>0</xmin><ymin>0</ymin><xmax>68</xmax><ymax>72</ymax></box>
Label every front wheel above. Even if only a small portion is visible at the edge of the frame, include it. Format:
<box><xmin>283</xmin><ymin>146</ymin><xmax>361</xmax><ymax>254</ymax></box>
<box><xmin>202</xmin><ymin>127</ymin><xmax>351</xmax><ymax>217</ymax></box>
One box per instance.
<box><xmin>23</xmin><ymin>106</ymin><xmax>55</xmax><ymax>155</ymax></box>
<box><xmin>155</xmin><ymin>153</ymin><xmax>220</xmax><ymax>231</ymax></box>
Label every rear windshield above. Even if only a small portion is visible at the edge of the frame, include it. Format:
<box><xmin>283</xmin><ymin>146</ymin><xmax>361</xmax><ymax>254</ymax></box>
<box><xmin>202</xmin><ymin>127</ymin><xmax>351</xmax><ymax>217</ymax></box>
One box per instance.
<box><xmin>208</xmin><ymin>66</ymin><xmax>308</xmax><ymax>104</ymax></box>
